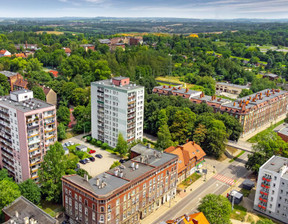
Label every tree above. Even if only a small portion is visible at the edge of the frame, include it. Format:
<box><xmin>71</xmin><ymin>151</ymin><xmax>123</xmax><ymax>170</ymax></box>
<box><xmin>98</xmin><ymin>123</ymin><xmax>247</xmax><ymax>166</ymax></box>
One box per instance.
<box><xmin>38</xmin><ymin>142</ymin><xmax>67</xmax><ymax>203</ymax></box>
<box><xmin>156</xmin><ymin>124</ymin><xmax>174</xmax><ymax>150</ymax></box>
<box><xmin>0</xmin><ymin>179</ymin><xmax>21</xmax><ymax>211</ymax></box>
<box><xmin>198</xmin><ymin>194</ymin><xmax>232</xmax><ymax>224</ymax></box>
<box><xmin>18</xmin><ymin>179</ymin><xmax>41</xmax><ymax>205</ymax></box>
<box><xmin>253</xmin><ymin>219</ymin><xmax>275</xmax><ymax>224</ymax></box>
<box><xmin>284</xmin><ymin>114</ymin><xmax>288</xmax><ymax>123</ymax></box>
<box><xmin>110</xmin><ymin>161</ymin><xmax>121</xmax><ymax>169</ymax></box>
<box><xmin>193</xmin><ymin>124</ymin><xmax>208</xmax><ymax>145</ymax></box>
<box><xmin>71</xmin><ymin>88</ymin><xmax>89</xmax><ymax>106</ymax></box>
<box><xmin>26</xmin><ymin>58</ymin><xmax>43</xmax><ymax>73</ymax></box>
<box><xmin>0</xmin><ymin>73</ymin><xmax>10</xmax><ymax>95</ymax></box>
<box><xmin>57</xmin><ymin>123</ymin><xmax>67</xmax><ymax>141</ymax></box>
<box><xmin>31</xmin><ymin>86</ymin><xmax>46</xmax><ymax>101</ymax></box>
<box><xmin>57</xmin><ymin>106</ymin><xmax>70</xmax><ymax>126</ymax></box>
<box><xmin>239</xmin><ymin>89</ymin><xmax>253</xmax><ymax>98</ymax></box>
<box><xmin>246</xmin><ymin>132</ymin><xmax>287</xmax><ymax>174</ymax></box>
<box><xmin>115</xmin><ymin>133</ymin><xmax>128</xmax><ymax>157</ymax></box>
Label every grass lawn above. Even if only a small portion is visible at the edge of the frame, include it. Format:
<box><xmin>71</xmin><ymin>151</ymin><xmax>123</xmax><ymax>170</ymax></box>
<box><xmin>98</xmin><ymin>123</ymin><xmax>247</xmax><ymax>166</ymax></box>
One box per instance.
<box><xmin>230</xmin><ymin>205</ymin><xmax>247</xmax><ymax>221</ymax></box>
<box><xmin>67</xmin><ymin>144</ymin><xmax>91</xmax><ymax>159</ymax></box>
<box><xmin>178</xmin><ymin>173</ymin><xmax>201</xmax><ymax>189</ymax></box>
<box><xmin>38</xmin><ymin>200</ymin><xmax>63</xmax><ymax>218</ymax></box>
<box><xmin>35</xmin><ymin>31</ymin><xmax>64</xmax><ymax>35</ymax></box>
<box><xmin>240</xmin><ymin>188</ymin><xmax>251</xmax><ymax>197</ymax></box>
<box><xmin>157</xmin><ymin>81</ymin><xmax>178</xmax><ymax>87</ymax></box>
<box><xmin>229</xmin><ymin>150</ymin><xmax>245</xmax><ymax>163</ymax></box>
<box><xmin>248</xmin><ymin>120</ymin><xmax>285</xmax><ymax>143</ymax></box>
<box><xmin>156</xmin><ymin>76</ymin><xmax>183</xmax><ymax>84</ymax></box>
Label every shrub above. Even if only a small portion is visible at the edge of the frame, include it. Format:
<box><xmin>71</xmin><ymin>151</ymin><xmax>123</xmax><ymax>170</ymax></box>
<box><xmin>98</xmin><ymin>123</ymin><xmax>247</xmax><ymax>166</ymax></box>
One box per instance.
<box><xmin>143</xmin><ymin>138</ymin><xmax>148</xmax><ymax>144</ymax></box>
<box><xmin>102</xmin><ymin>143</ymin><xmax>109</xmax><ymax>149</ymax></box>
<box><xmin>74</xmin><ymin>150</ymin><xmax>85</xmax><ymax>159</ymax></box>
<box><xmin>96</xmin><ymin>140</ymin><xmax>102</xmax><ymax>147</ymax></box>
<box><xmin>86</xmin><ymin>136</ymin><xmax>92</xmax><ymax>142</ymax></box>
<box><xmin>91</xmin><ymin>138</ymin><xmax>97</xmax><ymax>145</ymax></box>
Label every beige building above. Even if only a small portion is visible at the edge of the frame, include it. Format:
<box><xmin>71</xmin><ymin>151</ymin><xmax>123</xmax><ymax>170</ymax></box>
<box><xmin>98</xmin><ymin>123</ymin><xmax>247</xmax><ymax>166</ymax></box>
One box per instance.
<box><xmin>41</xmin><ymin>86</ymin><xmax>57</xmax><ymax>105</ymax></box>
<box><xmin>216</xmin><ymin>82</ymin><xmax>249</xmax><ymax>95</ymax></box>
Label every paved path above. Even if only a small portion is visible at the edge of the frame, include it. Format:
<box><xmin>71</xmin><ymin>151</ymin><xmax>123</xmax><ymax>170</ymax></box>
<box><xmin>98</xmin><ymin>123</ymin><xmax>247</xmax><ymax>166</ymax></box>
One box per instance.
<box><xmin>226</xmin><ymin>140</ymin><xmax>254</xmax><ymax>152</ymax></box>
<box><xmin>145</xmin><ymin>152</ymin><xmax>251</xmax><ymax>224</ymax></box>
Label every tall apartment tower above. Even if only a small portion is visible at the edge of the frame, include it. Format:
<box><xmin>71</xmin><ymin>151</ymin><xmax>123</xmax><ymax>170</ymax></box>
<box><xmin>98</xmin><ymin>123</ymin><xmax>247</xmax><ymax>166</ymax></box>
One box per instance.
<box><xmin>254</xmin><ymin>156</ymin><xmax>288</xmax><ymax>223</ymax></box>
<box><xmin>91</xmin><ymin>77</ymin><xmax>144</xmax><ymax>147</ymax></box>
<box><xmin>0</xmin><ymin>90</ymin><xmax>57</xmax><ymax>183</ymax></box>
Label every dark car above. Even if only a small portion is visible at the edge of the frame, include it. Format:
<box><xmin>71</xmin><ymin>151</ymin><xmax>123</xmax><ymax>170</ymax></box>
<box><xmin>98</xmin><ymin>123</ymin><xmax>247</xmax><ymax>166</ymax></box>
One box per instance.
<box><xmin>119</xmin><ymin>159</ymin><xmax>126</xmax><ymax>163</ymax></box>
<box><xmin>89</xmin><ymin>157</ymin><xmax>95</xmax><ymax>162</ymax></box>
<box><xmin>79</xmin><ymin>160</ymin><xmax>86</xmax><ymax>164</ymax></box>
<box><xmin>84</xmin><ymin>158</ymin><xmax>90</xmax><ymax>163</ymax></box>
<box><xmin>95</xmin><ymin>154</ymin><xmax>103</xmax><ymax>159</ymax></box>
<box><xmin>76</xmin><ymin>163</ymin><xmax>80</xmax><ymax>168</ymax></box>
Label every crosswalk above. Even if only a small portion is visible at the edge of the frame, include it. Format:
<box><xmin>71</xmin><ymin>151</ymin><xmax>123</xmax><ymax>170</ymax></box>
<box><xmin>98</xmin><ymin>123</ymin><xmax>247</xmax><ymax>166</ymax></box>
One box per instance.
<box><xmin>213</xmin><ymin>174</ymin><xmax>235</xmax><ymax>185</ymax></box>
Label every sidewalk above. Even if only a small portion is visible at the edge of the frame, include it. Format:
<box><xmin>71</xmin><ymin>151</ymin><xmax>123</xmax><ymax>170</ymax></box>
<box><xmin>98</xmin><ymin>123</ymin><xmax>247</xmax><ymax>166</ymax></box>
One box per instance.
<box><xmin>141</xmin><ymin>163</ymin><xmax>216</xmax><ymax>224</ymax></box>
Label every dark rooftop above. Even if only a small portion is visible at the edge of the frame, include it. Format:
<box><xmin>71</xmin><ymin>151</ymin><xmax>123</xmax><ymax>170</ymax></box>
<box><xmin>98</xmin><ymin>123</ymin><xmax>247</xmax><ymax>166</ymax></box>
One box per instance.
<box><xmin>216</xmin><ymin>82</ymin><xmax>249</xmax><ymax>89</ymax></box>
<box><xmin>2</xmin><ymin>196</ymin><xmax>58</xmax><ymax>224</ymax></box>
<box><xmin>64</xmin><ymin>144</ymin><xmax>177</xmax><ymax>197</ymax></box>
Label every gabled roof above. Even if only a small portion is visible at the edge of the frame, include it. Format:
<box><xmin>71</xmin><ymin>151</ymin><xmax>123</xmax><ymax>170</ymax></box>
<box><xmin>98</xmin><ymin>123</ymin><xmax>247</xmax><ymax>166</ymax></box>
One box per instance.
<box><xmin>189</xmin><ymin>212</ymin><xmax>209</xmax><ymax>224</ymax></box>
<box><xmin>164</xmin><ymin>141</ymin><xmax>206</xmax><ymax>173</ymax></box>
<box><xmin>49</xmin><ymin>70</ymin><xmax>58</xmax><ymax>78</ymax></box>
<box><xmin>0</xmin><ymin>49</ymin><xmax>8</xmax><ymax>54</ymax></box>
<box><xmin>64</xmin><ymin>48</ymin><xmax>71</xmax><ymax>53</ymax></box>
<box><xmin>14</xmin><ymin>79</ymin><xmax>28</xmax><ymax>88</ymax></box>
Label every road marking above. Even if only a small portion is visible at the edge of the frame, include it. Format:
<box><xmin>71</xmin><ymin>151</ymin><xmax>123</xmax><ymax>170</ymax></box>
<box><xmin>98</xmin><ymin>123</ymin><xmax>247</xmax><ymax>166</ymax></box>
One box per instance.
<box><xmin>213</xmin><ymin>174</ymin><xmax>235</xmax><ymax>185</ymax></box>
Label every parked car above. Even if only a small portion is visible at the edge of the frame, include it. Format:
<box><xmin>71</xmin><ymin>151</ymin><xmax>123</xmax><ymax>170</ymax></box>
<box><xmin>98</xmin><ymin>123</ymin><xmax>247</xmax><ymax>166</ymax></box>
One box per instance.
<box><xmin>69</xmin><ymin>141</ymin><xmax>75</xmax><ymax>145</ymax></box>
<box><xmin>89</xmin><ymin>150</ymin><xmax>96</xmax><ymax>154</ymax></box>
<box><xmin>79</xmin><ymin>160</ymin><xmax>86</xmax><ymax>164</ymax></box>
<box><xmin>119</xmin><ymin>159</ymin><xmax>126</xmax><ymax>163</ymax></box>
<box><xmin>89</xmin><ymin>157</ymin><xmax>95</xmax><ymax>162</ymax></box>
<box><xmin>76</xmin><ymin>163</ymin><xmax>80</xmax><ymax>168</ymax></box>
<box><xmin>84</xmin><ymin>158</ymin><xmax>90</xmax><ymax>163</ymax></box>
<box><xmin>95</xmin><ymin>154</ymin><xmax>103</xmax><ymax>159</ymax></box>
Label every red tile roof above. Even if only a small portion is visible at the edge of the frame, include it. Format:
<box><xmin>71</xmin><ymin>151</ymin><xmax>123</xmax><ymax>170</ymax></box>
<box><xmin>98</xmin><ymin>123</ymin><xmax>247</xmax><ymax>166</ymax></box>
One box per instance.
<box><xmin>14</xmin><ymin>79</ymin><xmax>28</xmax><ymax>88</ymax></box>
<box><xmin>49</xmin><ymin>70</ymin><xmax>58</xmax><ymax>78</ymax></box>
<box><xmin>165</xmin><ymin>141</ymin><xmax>206</xmax><ymax>173</ymax></box>
<box><xmin>0</xmin><ymin>50</ymin><xmax>7</xmax><ymax>55</ymax></box>
<box><xmin>64</xmin><ymin>48</ymin><xmax>71</xmax><ymax>53</ymax></box>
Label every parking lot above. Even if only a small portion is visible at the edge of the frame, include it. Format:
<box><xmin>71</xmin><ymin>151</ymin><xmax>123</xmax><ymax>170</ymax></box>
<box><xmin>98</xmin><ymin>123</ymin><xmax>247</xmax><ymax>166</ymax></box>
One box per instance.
<box><xmin>62</xmin><ymin>136</ymin><xmax>119</xmax><ymax>177</ymax></box>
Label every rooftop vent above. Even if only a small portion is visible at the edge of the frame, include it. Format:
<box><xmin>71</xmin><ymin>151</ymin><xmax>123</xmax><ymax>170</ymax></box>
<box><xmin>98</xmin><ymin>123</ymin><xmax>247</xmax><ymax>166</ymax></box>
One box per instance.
<box><xmin>135</xmin><ymin>163</ymin><xmax>139</xmax><ymax>169</ymax></box>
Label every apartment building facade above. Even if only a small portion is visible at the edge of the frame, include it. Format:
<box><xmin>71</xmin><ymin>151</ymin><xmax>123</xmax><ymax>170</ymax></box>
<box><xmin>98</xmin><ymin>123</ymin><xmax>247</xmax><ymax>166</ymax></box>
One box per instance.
<box><xmin>0</xmin><ymin>90</ymin><xmax>57</xmax><ymax>183</ymax></box>
<box><xmin>62</xmin><ymin>144</ymin><xmax>178</xmax><ymax>224</ymax></box>
<box><xmin>91</xmin><ymin>77</ymin><xmax>144</xmax><ymax>147</ymax></box>
<box><xmin>216</xmin><ymin>82</ymin><xmax>249</xmax><ymax>95</ymax></box>
<box><xmin>219</xmin><ymin>89</ymin><xmax>288</xmax><ymax>137</ymax></box>
<box><xmin>254</xmin><ymin>156</ymin><xmax>288</xmax><ymax>223</ymax></box>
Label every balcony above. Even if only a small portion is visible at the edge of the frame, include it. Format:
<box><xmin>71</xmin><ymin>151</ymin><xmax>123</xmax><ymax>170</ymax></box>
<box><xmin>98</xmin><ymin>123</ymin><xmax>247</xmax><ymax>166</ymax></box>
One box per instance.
<box><xmin>44</xmin><ymin>114</ymin><xmax>55</xmax><ymax>119</ymax></box>
<box><xmin>44</xmin><ymin>127</ymin><xmax>56</xmax><ymax>133</ymax></box>
<box><xmin>45</xmin><ymin>135</ymin><xmax>56</xmax><ymax>140</ymax></box>
<box><xmin>1</xmin><ymin>146</ymin><xmax>13</xmax><ymax>155</ymax></box>
<box><xmin>30</xmin><ymin>151</ymin><xmax>41</xmax><ymax>159</ymax></box>
<box><xmin>26</xmin><ymin>117</ymin><xmax>39</xmax><ymax>124</ymax></box>
<box><xmin>30</xmin><ymin>159</ymin><xmax>41</xmax><ymax>167</ymax></box>
<box><xmin>27</xmin><ymin>123</ymin><xmax>39</xmax><ymax>130</ymax></box>
<box><xmin>44</xmin><ymin>120</ymin><xmax>55</xmax><ymax>126</ymax></box>
<box><xmin>27</xmin><ymin>132</ymin><xmax>39</xmax><ymax>139</ymax></box>
<box><xmin>128</xmin><ymin>100</ymin><xmax>136</xmax><ymax>105</ymax></box>
<box><xmin>28</xmin><ymin>138</ymin><xmax>41</xmax><ymax>145</ymax></box>
<box><xmin>3</xmin><ymin>164</ymin><xmax>15</xmax><ymax>173</ymax></box>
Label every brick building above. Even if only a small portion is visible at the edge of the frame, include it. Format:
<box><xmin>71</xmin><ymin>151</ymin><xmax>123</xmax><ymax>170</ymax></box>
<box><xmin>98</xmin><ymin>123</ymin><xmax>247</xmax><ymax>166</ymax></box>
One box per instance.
<box><xmin>219</xmin><ymin>89</ymin><xmax>288</xmax><ymax>137</ymax></box>
<box><xmin>153</xmin><ymin>85</ymin><xmax>201</xmax><ymax>99</ymax></box>
<box><xmin>0</xmin><ymin>71</ymin><xmax>28</xmax><ymax>91</ymax></box>
<box><xmin>164</xmin><ymin>141</ymin><xmax>206</xmax><ymax>182</ymax></box>
<box><xmin>62</xmin><ymin>144</ymin><xmax>178</xmax><ymax>224</ymax></box>
<box><xmin>216</xmin><ymin>82</ymin><xmax>249</xmax><ymax>95</ymax></box>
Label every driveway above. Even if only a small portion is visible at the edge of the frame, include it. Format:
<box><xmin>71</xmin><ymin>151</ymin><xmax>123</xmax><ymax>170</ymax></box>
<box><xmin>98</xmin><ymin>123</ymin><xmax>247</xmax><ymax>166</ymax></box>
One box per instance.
<box><xmin>62</xmin><ymin>136</ymin><xmax>119</xmax><ymax>177</ymax></box>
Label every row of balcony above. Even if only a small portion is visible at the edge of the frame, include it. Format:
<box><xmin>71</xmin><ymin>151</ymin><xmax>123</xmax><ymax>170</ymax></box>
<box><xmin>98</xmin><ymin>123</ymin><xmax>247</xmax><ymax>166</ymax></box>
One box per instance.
<box><xmin>1</xmin><ymin>139</ymin><xmax>12</xmax><ymax>148</ymax></box>
<box><xmin>1</xmin><ymin>146</ymin><xmax>13</xmax><ymax>156</ymax></box>
<box><xmin>0</xmin><ymin>114</ymin><xmax>10</xmax><ymax>122</ymax></box>
<box><xmin>0</xmin><ymin>120</ymin><xmax>10</xmax><ymax>127</ymax></box>
<box><xmin>2</xmin><ymin>158</ymin><xmax>14</xmax><ymax>167</ymax></box>
<box><xmin>30</xmin><ymin>158</ymin><xmax>41</xmax><ymax>167</ymax></box>
<box><xmin>3</xmin><ymin>164</ymin><xmax>15</xmax><ymax>174</ymax></box>
<box><xmin>2</xmin><ymin>150</ymin><xmax>13</xmax><ymax>161</ymax></box>
<box><xmin>261</xmin><ymin>183</ymin><xmax>270</xmax><ymax>189</ymax></box>
<box><xmin>257</xmin><ymin>204</ymin><xmax>266</xmax><ymax>210</ymax></box>
<box><xmin>262</xmin><ymin>177</ymin><xmax>271</xmax><ymax>182</ymax></box>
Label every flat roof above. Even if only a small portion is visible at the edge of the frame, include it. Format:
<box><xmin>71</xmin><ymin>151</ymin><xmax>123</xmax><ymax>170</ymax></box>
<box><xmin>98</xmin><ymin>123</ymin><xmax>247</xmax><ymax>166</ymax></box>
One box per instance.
<box><xmin>0</xmin><ymin>94</ymin><xmax>54</xmax><ymax>113</ymax></box>
<box><xmin>92</xmin><ymin>79</ymin><xmax>144</xmax><ymax>91</ymax></box>
<box><xmin>216</xmin><ymin>82</ymin><xmax>249</xmax><ymax>89</ymax></box>
<box><xmin>113</xmin><ymin>76</ymin><xmax>129</xmax><ymax>81</ymax></box>
<box><xmin>2</xmin><ymin>196</ymin><xmax>57</xmax><ymax>224</ymax></box>
<box><xmin>262</xmin><ymin>156</ymin><xmax>288</xmax><ymax>178</ymax></box>
<box><xmin>0</xmin><ymin>70</ymin><xmax>18</xmax><ymax>77</ymax></box>
<box><xmin>264</xmin><ymin>73</ymin><xmax>278</xmax><ymax>78</ymax></box>
<box><xmin>277</xmin><ymin>126</ymin><xmax>288</xmax><ymax>137</ymax></box>
<box><xmin>172</xmin><ymin>88</ymin><xmax>201</xmax><ymax>95</ymax></box>
<box><xmin>190</xmin><ymin>95</ymin><xmax>231</xmax><ymax>105</ymax></box>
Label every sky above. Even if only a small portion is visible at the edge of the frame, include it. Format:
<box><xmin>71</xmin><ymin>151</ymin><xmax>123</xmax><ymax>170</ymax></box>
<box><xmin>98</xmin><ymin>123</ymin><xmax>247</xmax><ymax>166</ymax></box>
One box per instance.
<box><xmin>1</xmin><ymin>0</ymin><xmax>288</xmax><ymax>19</ymax></box>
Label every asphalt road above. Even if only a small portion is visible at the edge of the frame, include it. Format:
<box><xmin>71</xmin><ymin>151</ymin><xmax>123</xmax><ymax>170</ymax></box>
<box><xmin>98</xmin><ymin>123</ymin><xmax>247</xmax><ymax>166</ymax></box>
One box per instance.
<box><xmin>152</xmin><ymin>152</ymin><xmax>251</xmax><ymax>224</ymax></box>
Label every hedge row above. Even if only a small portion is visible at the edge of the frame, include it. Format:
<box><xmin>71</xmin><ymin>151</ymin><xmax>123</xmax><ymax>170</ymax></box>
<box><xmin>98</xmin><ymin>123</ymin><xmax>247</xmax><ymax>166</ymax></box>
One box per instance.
<box><xmin>86</xmin><ymin>136</ymin><xmax>114</xmax><ymax>151</ymax></box>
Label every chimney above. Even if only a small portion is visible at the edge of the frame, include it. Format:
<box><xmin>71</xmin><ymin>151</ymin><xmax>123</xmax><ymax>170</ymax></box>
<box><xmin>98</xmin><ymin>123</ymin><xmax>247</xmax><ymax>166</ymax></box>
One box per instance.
<box><xmin>192</xmin><ymin>219</ymin><xmax>199</xmax><ymax>224</ymax></box>
<box><xmin>84</xmin><ymin>174</ymin><xmax>88</xmax><ymax>181</ymax></box>
<box><xmin>233</xmin><ymin>102</ymin><xmax>236</xmax><ymax>106</ymax></box>
<box><xmin>163</xmin><ymin>85</ymin><xmax>166</xmax><ymax>88</ymax></box>
<box><xmin>15</xmin><ymin>211</ymin><xmax>19</xmax><ymax>218</ymax></box>
<box><xmin>135</xmin><ymin>163</ymin><xmax>139</xmax><ymax>169</ymax></box>
<box><xmin>96</xmin><ymin>178</ymin><xmax>100</xmax><ymax>186</ymax></box>
<box><xmin>178</xmin><ymin>87</ymin><xmax>181</xmax><ymax>90</ymax></box>
<box><xmin>239</xmin><ymin>102</ymin><xmax>242</xmax><ymax>107</ymax></box>
<box><xmin>246</xmin><ymin>100</ymin><xmax>249</xmax><ymax>105</ymax></box>
<box><xmin>192</xmin><ymin>141</ymin><xmax>195</xmax><ymax>145</ymax></box>
<box><xmin>169</xmin><ymin>85</ymin><xmax>171</xmax><ymax>88</ymax></box>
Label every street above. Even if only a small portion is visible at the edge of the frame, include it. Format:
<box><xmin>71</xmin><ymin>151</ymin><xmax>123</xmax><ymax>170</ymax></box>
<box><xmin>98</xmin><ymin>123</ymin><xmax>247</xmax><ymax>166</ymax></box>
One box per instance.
<box><xmin>151</xmin><ymin>152</ymin><xmax>251</xmax><ymax>224</ymax></box>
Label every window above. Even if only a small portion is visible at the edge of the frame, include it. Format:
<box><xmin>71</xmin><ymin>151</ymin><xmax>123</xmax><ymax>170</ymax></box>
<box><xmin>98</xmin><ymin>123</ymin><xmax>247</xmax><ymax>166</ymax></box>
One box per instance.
<box><xmin>92</xmin><ymin>204</ymin><xmax>95</xmax><ymax>210</ymax></box>
<box><xmin>100</xmin><ymin>206</ymin><xmax>105</xmax><ymax>212</ymax></box>
<box><xmin>116</xmin><ymin>199</ymin><xmax>120</xmax><ymax>206</ymax></box>
<box><xmin>143</xmin><ymin>183</ymin><xmax>146</xmax><ymax>189</ymax></box>
<box><xmin>85</xmin><ymin>207</ymin><xmax>88</xmax><ymax>215</ymax></box>
<box><xmin>79</xmin><ymin>196</ymin><xmax>82</xmax><ymax>203</ymax></box>
<box><xmin>108</xmin><ymin>204</ymin><xmax>111</xmax><ymax>212</ymax></box>
<box><xmin>92</xmin><ymin>212</ymin><xmax>96</xmax><ymax>221</ymax></box>
<box><xmin>75</xmin><ymin>194</ymin><xmax>78</xmax><ymax>201</ymax></box>
<box><xmin>108</xmin><ymin>213</ymin><xmax>111</xmax><ymax>221</ymax></box>
<box><xmin>100</xmin><ymin>215</ymin><xmax>104</xmax><ymax>222</ymax></box>
<box><xmin>124</xmin><ymin>195</ymin><xmax>127</xmax><ymax>202</ymax></box>
<box><xmin>79</xmin><ymin>204</ymin><xmax>82</xmax><ymax>212</ymax></box>
<box><xmin>75</xmin><ymin>202</ymin><xmax>78</xmax><ymax>210</ymax></box>
<box><xmin>84</xmin><ymin>199</ymin><xmax>88</xmax><ymax>206</ymax></box>
<box><xmin>65</xmin><ymin>196</ymin><xmax>68</xmax><ymax>205</ymax></box>
<box><xmin>116</xmin><ymin>207</ymin><xmax>120</xmax><ymax>216</ymax></box>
